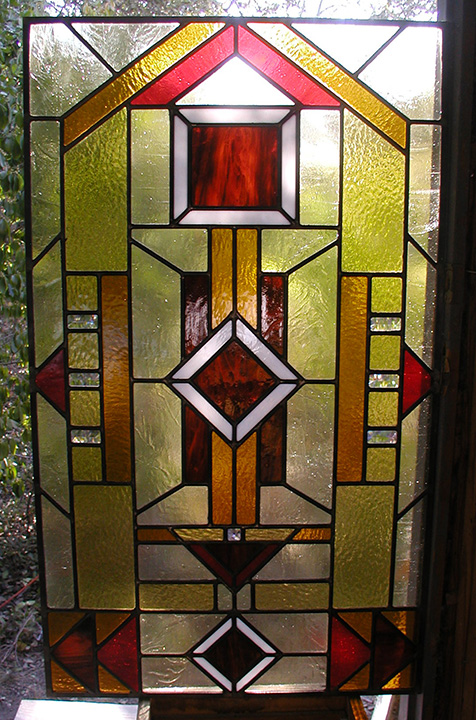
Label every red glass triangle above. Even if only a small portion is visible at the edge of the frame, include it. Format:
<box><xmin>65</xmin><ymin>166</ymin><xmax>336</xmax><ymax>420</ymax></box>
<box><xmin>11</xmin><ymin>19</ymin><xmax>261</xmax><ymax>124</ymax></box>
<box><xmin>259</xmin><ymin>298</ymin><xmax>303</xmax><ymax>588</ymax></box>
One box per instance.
<box><xmin>97</xmin><ymin>617</ymin><xmax>139</xmax><ymax>692</ymax></box>
<box><xmin>190</xmin><ymin>542</ymin><xmax>279</xmax><ymax>588</ymax></box>
<box><xmin>373</xmin><ymin>614</ymin><xmax>415</xmax><ymax>688</ymax></box>
<box><xmin>131</xmin><ymin>26</ymin><xmax>234</xmax><ymax>106</ymax></box>
<box><xmin>403</xmin><ymin>350</ymin><xmax>431</xmax><ymax>414</ymax></box>
<box><xmin>53</xmin><ymin>615</ymin><xmax>95</xmax><ymax>691</ymax></box>
<box><xmin>202</xmin><ymin>625</ymin><xmax>265</xmax><ymax>683</ymax></box>
<box><xmin>330</xmin><ymin>616</ymin><xmax>371</xmax><ymax>689</ymax></box>
<box><xmin>36</xmin><ymin>349</ymin><xmax>66</xmax><ymax>411</ymax></box>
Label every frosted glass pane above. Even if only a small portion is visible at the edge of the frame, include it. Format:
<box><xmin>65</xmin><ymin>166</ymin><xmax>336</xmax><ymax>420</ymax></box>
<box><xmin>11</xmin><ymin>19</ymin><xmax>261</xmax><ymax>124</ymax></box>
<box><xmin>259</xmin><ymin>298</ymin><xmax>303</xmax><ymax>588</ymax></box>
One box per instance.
<box><xmin>140</xmin><ymin>614</ymin><xmax>224</xmax><ymax>654</ymax></box>
<box><xmin>30</xmin><ymin>121</ymin><xmax>60</xmax><ymax>258</ymax></box>
<box><xmin>245</xmin><ymin>613</ymin><xmax>328</xmax><ymax>653</ymax></box>
<box><xmin>399</xmin><ymin>397</ymin><xmax>431</xmax><ymax>512</ymax></box>
<box><xmin>254</xmin><ymin>544</ymin><xmax>330</xmax><ymax>580</ymax></box>
<box><xmin>406</xmin><ymin>243</ymin><xmax>436</xmax><ymax>366</ymax></box>
<box><xmin>394</xmin><ymin>499</ymin><xmax>426</xmax><ymax>607</ymax></box>
<box><xmin>33</xmin><ymin>242</ymin><xmax>63</xmax><ymax>366</ymax></box>
<box><xmin>134</xmin><ymin>383</ymin><xmax>181</xmax><ymax>508</ymax></box>
<box><xmin>261</xmin><ymin>229</ymin><xmax>337</xmax><ymax>272</ymax></box>
<box><xmin>287</xmin><ymin>385</ymin><xmax>334</xmax><ymax>507</ymax></box>
<box><xmin>248</xmin><ymin>656</ymin><xmax>326</xmax><ymax>693</ymax></box>
<box><xmin>137</xmin><ymin>486</ymin><xmax>209</xmax><ymax>525</ymax></box>
<box><xmin>138</xmin><ymin>545</ymin><xmax>213</xmax><ymax>581</ymax></box>
<box><xmin>131</xmin><ymin>110</ymin><xmax>169</xmax><ymax>224</ymax></box>
<box><xmin>260</xmin><ymin>486</ymin><xmax>331</xmax><ymax>525</ymax></box>
<box><xmin>132</xmin><ymin>228</ymin><xmax>208</xmax><ymax>272</ymax></box>
<box><xmin>409</xmin><ymin>125</ymin><xmax>441</xmax><ymax>259</ymax></box>
<box><xmin>68</xmin><ymin>333</ymin><xmax>99</xmax><ymax>370</ymax></box>
<box><xmin>41</xmin><ymin>497</ymin><xmax>74</xmax><ymax>608</ymax></box>
<box><xmin>288</xmin><ymin>247</ymin><xmax>337</xmax><ymax>379</ymax></box>
<box><xmin>132</xmin><ymin>246</ymin><xmax>181</xmax><ymax>378</ymax></box>
<box><xmin>142</xmin><ymin>657</ymin><xmax>220</xmax><ymax>693</ymax></box>
<box><xmin>300</xmin><ymin>110</ymin><xmax>340</xmax><ymax>225</ymax></box>
<box><xmin>37</xmin><ymin>395</ymin><xmax>69</xmax><ymax>510</ymax></box>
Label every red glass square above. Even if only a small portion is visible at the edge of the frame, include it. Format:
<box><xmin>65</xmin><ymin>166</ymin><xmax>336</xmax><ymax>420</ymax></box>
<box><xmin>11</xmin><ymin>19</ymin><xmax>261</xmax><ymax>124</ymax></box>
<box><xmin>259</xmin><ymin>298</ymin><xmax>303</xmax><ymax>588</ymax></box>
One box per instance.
<box><xmin>191</xmin><ymin>125</ymin><xmax>279</xmax><ymax>208</ymax></box>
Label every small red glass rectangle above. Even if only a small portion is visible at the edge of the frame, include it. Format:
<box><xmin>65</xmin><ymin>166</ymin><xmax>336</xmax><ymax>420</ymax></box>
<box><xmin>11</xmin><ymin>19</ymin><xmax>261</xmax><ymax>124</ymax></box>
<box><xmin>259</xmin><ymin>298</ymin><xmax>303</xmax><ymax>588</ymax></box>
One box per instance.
<box><xmin>191</xmin><ymin>125</ymin><xmax>279</xmax><ymax>208</ymax></box>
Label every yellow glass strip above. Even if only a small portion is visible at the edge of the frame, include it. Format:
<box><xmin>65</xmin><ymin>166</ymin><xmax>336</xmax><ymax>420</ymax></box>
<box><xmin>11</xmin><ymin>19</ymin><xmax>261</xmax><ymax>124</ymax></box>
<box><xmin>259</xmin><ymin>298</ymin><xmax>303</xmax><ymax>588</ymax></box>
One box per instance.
<box><xmin>349</xmin><ymin>697</ymin><xmax>369</xmax><ymax>720</ymax></box>
<box><xmin>366</xmin><ymin>447</ymin><xmax>396</xmax><ymax>482</ymax></box>
<box><xmin>371</xmin><ymin>277</ymin><xmax>403</xmax><ymax>313</ymax></box>
<box><xmin>51</xmin><ymin>660</ymin><xmax>86</xmax><ymax>694</ymax></box>
<box><xmin>71</xmin><ymin>446</ymin><xmax>102</xmax><ymax>482</ymax></box>
<box><xmin>69</xmin><ymin>390</ymin><xmax>100</xmax><ymax>427</ymax></box>
<box><xmin>382</xmin><ymin>610</ymin><xmax>416</xmax><ymax>640</ymax></box>
<box><xmin>293</xmin><ymin>527</ymin><xmax>332</xmax><ymax>541</ymax></box>
<box><xmin>212</xmin><ymin>432</ymin><xmax>232</xmax><ymax>525</ymax></box>
<box><xmin>66</xmin><ymin>275</ymin><xmax>97</xmax><ymax>311</ymax></box>
<box><xmin>337</xmin><ymin>276</ymin><xmax>368</xmax><ymax>483</ymax></box>
<box><xmin>237</xmin><ymin>229</ymin><xmax>257</xmax><ymax>327</ymax></box>
<box><xmin>339</xmin><ymin>664</ymin><xmax>370</xmax><ymax>692</ymax></box>
<box><xmin>98</xmin><ymin>666</ymin><xmax>130</xmax><ymax>694</ymax></box>
<box><xmin>245</xmin><ymin>528</ymin><xmax>293</xmax><ymax>541</ymax></box>
<box><xmin>368</xmin><ymin>391</ymin><xmax>399</xmax><ymax>427</ymax></box>
<box><xmin>175</xmin><ymin>528</ymin><xmax>224</xmax><ymax>541</ymax></box>
<box><xmin>236</xmin><ymin>432</ymin><xmax>257</xmax><ymax>525</ymax></box>
<box><xmin>139</xmin><ymin>584</ymin><xmax>214</xmax><ymax>611</ymax></box>
<box><xmin>48</xmin><ymin>612</ymin><xmax>84</xmax><ymax>646</ymax></box>
<box><xmin>248</xmin><ymin>23</ymin><xmax>406</xmax><ymax>148</ymax></box>
<box><xmin>382</xmin><ymin>663</ymin><xmax>413</xmax><ymax>690</ymax></box>
<box><xmin>338</xmin><ymin>612</ymin><xmax>373</xmax><ymax>643</ymax></box>
<box><xmin>137</xmin><ymin>528</ymin><xmax>177</xmax><ymax>542</ymax></box>
<box><xmin>211</xmin><ymin>228</ymin><xmax>233</xmax><ymax>328</ymax></box>
<box><xmin>255</xmin><ymin>582</ymin><xmax>329</xmax><ymax>610</ymax></box>
<box><xmin>96</xmin><ymin>612</ymin><xmax>130</xmax><ymax>644</ymax></box>
<box><xmin>102</xmin><ymin>275</ymin><xmax>131</xmax><ymax>484</ymax></box>
<box><xmin>64</xmin><ymin>23</ymin><xmax>224</xmax><ymax>145</ymax></box>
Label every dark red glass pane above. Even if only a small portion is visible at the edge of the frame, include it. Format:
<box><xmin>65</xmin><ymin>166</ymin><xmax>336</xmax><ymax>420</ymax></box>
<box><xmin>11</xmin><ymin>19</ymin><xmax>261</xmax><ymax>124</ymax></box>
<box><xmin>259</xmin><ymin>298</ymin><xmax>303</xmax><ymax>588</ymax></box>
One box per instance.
<box><xmin>97</xmin><ymin>617</ymin><xmax>139</xmax><ymax>692</ymax></box>
<box><xmin>203</xmin><ymin>625</ymin><xmax>265</xmax><ymax>682</ymax></box>
<box><xmin>184</xmin><ymin>275</ymin><xmax>209</xmax><ymax>355</ymax></box>
<box><xmin>36</xmin><ymin>349</ymin><xmax>66</xmax><ymax>411</ymax></box>
<box><xmin>131</xmin><ymin>26</ymin><xmax>234</xmax><ymax>106</ymax></box>
<box><xmin>238</xmin><ymin>26</ymin><xmax>340</xmax><ymax>107</ymax></box>
<box><xmin>373</xmin><ymin>614</ymin><xmax>415</xmax><ymax>688</ymax></box>
<box><xmin>185</xmin><ymin>406</ymin><xmax>209</xmax><ymax>484</ymax></box>
<box><xmin>191</xmin><ymin>126</ymin><xmax>279</xmax><ymax>208</ymax></box>
<box><xmin>260</xmin><ymin>405</ymin><xmax>284</xmax><ymax>484</ymax></box>
<box><xmin>402</xmin><ymin>349</ymin><xmax>431</xmax><ymax>414</ymax></box>
<box><xmin>330</xmin><ymin>616</ymin><xmax>371</xmax><ymax>689</ymax></box>
<box><xmin>53</xmin><ymin>615</ymin><xmax>96</xmax><ymax>691</ymax></box>
<box><xmin>261</xmin><ymin>274</ymin><xmax>284</xmax><ymax>355</ymax></box>
<box><xmin>189</xmin><ymin>542</ymin><xmax>279</xmax><ymax>588</ymax></box>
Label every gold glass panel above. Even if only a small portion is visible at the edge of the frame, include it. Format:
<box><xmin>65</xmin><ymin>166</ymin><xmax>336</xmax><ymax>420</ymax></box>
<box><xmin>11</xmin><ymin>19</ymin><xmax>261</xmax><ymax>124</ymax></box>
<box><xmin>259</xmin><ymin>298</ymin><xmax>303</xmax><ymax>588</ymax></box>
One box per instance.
<box><xmin>369</xmin><ymin>335</ymin><xmax>401</xmax><ymax>370</ymax></box>
<box><xmin>236</xmin><ymin>433</ymin><xmax>257</xmax><ymax>525</ymax></box>
<box><xmin>366</xmin><ymin>447</ymin><xmax>396</xmax><ymax>483</ymax></box>
<box><xmin>211</xmin><ymin>228</ymin><xmax>233</xmax><ymax>328</ymax></box>
<box><xmin>66</xmin><ymin>275</ymin><xmax>97</xmax><ymax>311</ymax></box>
<box><xmin>69</xmin><ymin>390</ymin><xmax>101</xmax><ymax>427</ymax></box>
<box><xmin>212</xmin><ymin>432</ymin><xmax>233</xmax><ymax>525</ymax></box>
<box><xmin>368</xmin><ymin>391</ymin><xmax>399</xmax><ymax>427</ymax></box>
<box><xmin>139</xmin><ymin>584</ymin><xmax>214</xmax><ymax>611</ymax></box>
<box><xmin>371</xmin><ymin>277</ymin><xmax>403</xmax><ymax>314</ymax></box>
<box><xmin>68</xmin><ymin>333</ymin><xmax>99</xmax><ymax>370</ymax></box>
<box><xmin>237</xmin><ymin>229</ymin><xmax>258</xmax><ymax>327</ymax></box>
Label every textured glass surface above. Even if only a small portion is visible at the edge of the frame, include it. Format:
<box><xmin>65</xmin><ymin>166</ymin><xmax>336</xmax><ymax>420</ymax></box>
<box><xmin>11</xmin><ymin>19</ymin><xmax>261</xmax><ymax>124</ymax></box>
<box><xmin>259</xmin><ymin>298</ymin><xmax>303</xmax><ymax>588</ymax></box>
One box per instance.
<box><xmin>74</xmin><ymin>486</ymin><xmax>135</xmax><ymax>609</ymax></box>
<box><xmin>217</xmin><ymin>585</ymin><xmax>233</xmax><ymax>610</ymax></box>
<box><xmin>41</xmin><ymin>497</ymin><xmax>74</xmax><ymax>608</ymax></box>
<box><xmin>69</xmin><ymin>372</ymin><xmax>100</xmax><ymax>387</ymax></box>
<box><xmin>260</xmin><ymin>487</ymin><xmax>331</xmax><ymax>525</ymax></box>
<box><xmin>288</xmin><ymin>247</ymin><xmax>337</xmax><ymax>378</ymax></box>
<box><xmin>370</xmin><ymin>317</ymin><xmax>401</xmax><ymax>332</ymax></box>
<box><xmin>29</xmin><ymin>23</ymin><xmax>111</xmax><ymax>116</ymax></box>
<box><xmin>248</xmin><ymin>656</ymin><xmax>327</xmax><ymax>694</ymax></box>
<box><xmin>254</xmin><ymin>544</ymin><xmax>330</xmax><ymax>580</ymax></box>
<box><xmin>300</xmin><ymin>110</ymin><xmax>340</xmax><ymax>225</ymax></box>
<box><xmin>65</xmin><ymin>110</ymin><xmax>127</xmax><ymax>272</ymax></box>
<box><xmin>139</xmin><ymin>584</ymin><xmax>214</xmax><ymax>611</ymax></box>
<box><xmin>261</xmin><ymin>229</ymin><xmax>336</xmax><ymax>273</ymax></box>
<box><xmin>33</xmin><ymin>243</ymin><xmax>63</xmax><ymax>367</ymax></box>
<box><xmin>237</xmin><ymin>584</ymin><xmax>251</xmax><ymax>610</ymax></box>
<box><xmin>369</xmin><ymin>374</ymin><xmax>399</xmax><ymax>389</ymax></box>
<box><xmin>131</xmin><ymin>110</ymin><xmax>169</xmax><ymax>224</ymax></box>
<box><xmin>137</xmin><ymin>486</ymin><xmax>209</xmax><ymax>525</ymax></box>
<box><xmin>334</xmin><ymin>486</ymin><xmax>394</xmax><ymax>607</ymax></box>
<box><xmin>68</xmin><ymin>333</ymin><xmax>99</xmax><ymax>370</ymax></box>
<box><xmin>367</xmin><ymin>430</ymin><xmax>398</xmax><ymax>445</ymax></box>
<box><xmin>237</xmin><ymin>229</ymin><xmax>258</xmax><ymax>328</ymax></box>
<box><xmin>369</xmin><ymin>336</ymin><xmax>401</xmax><ymax>370</ymax></box>
<box><xmin>409</xmin><ymin>125</ymin><xmax>441</xmax><ymax>258</ymax></box>
<box><xmin>394</xmin><ymin>499</ymin><xmax>426</xmax><ymax>606</ymax></box>
<box><xmin>69</xmin><ymin>390</ymin><xmax>101</xmax><ymax>427</ymax></box>
<box><xmin>212</xmin><ymin>228</ymin><xmax>233</xmax><ymax>328</ymax></box>
<box><xmin>342</xmin><ymin>111</ymin><xmax>405</xmax><ymax>273</ymax></box>
<box><xmin>37</xmin><ymin>395</ymin><xmax>69</xmax><ymax>510</ymax></box>
<box><xmin>236</xmin><ymin>434</ymin><xmax>257</xmax><ymax>525</ymax></box>
<box><xmin>371</xmin><ymin>277</ymin><xmax>403</xmax><ymax>314</ymax></box>
<box><xmin>71</xmin><ymin>429</ymin><xmax>101</xmax><ymax>444</ymax></box>
<box><xmin>287</xmin><ymin>385</ymin><xmax>334</xmax><ymax>507</ymax></box>
<box><xmin>66</xmin><ymin>276</ymin><xmax>97</xmax><ymax>311</ymax></box>
<box><xmin>141</xmin><ymin>614</ymin><xmax>223</xmax><ymax>654</ymax></box>
<box><xmin>132</xmin><ymin>246</ymin><xmax>180</xmax><ymax>378</ymax></box>
<box><xmin>142</xmin><ymin>657</ymin><xmax>220</xmax><ymax>693</ymax></box>
<box><xmin>399</xmin><ymin>397</ymin><xmax>431</xmax><ymax>512</ymax></box>
<box><xmin>132</xmin><ymin>229</ymin><xmax>208</xmax><ymax>271</ymax></box>
<box><xmin>71</xmin><ymin>446</ymin><xmax>102</xmax><ymax>482</ymax></box>
<box><xmin>67</xmin><ymin>314</ymin><xmax>98</xmax><ymax>330</ymax></box>
<box><xmin>359</xmin><ymin>27</ymin><xmax>442</xmax><ymax>120</ymax></box>
<box><xmin>367</xmin><ymin>448</ymin><xmax>396</xmax><ymax>483</ymax></box>
<box><xmin>212</xmin><ymin>433</ymin><xmax>233</xmax><ymax>525</ymax></box>
<box><xmin>255</xmin><ymin>583</ymin><xmax>329</xmax><ymax>611</ymax></box>
<box><xmin>368</xmin><ymin>392</ymin><xmax>399</xmax><ymax>427</ymax></box>
<box><xmin>139</xmin><ymin>546</ymin><xmax>214</xmax><ymax>581</ymax></box>
<box><xmin>406</xmin><ymin>243</ymin><xmax>436</xmax><ymax>366</ymax></box>
<box><xmin>246</xmin><ymin>613</ymin><xmax>327</xmax><ymax>653</ymax></box>
<box><xmin>30</xmin><ymin>121</ymin><xmax>60</xmax><ymax>258</ymax></box>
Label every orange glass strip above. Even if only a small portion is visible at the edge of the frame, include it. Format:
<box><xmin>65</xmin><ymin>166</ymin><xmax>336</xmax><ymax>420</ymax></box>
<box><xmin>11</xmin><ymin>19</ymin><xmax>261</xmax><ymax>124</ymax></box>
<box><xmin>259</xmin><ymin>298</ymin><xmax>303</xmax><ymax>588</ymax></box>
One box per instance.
<box><xmin>95</xmin><ymin>612</ymin><xmax>130</xmax><ymax>644</ymax></box>
<box><xmin>293</xmin><ymin>527</ymin><xmax>331</xmax><ymax>541</ymax></box>
<box><xmin>51</xmin><ymin>660</ymin><xmax>86</xmax><ymax>693</ymax></box>
<box><xmin>211</xmin><ymin>228</ymin><xmax>233</xmax><ymax>328</ymax></box>
<box><xmin>137</xmin><ymin>528</ymin><xmax>177</xmax><ymax>542</ymax></box>
<box><xmin>248</xmin><ymin>23</ymin><xmax>406</xmax><ymax>148</ymax></box>
<box><xmin>382</xmin><ymin>610</ymin><xmax>416</xmax><ymax>640</ymax></box>
<box><xmin>98</xmin><ymin>665</ymin><xmax>130</xmax><ymax>694</ymax></box>
<box><xmin>237</xmin><ymin>229</ymin><xmax>257</xmax><ymax>327</ymax></box>
<box><xmin>212</xmin><ymin>432</ymin><xmax>232</xmax><ymax>524</ymax></box>
<box><xmin>64</xmin><ymin>23</ymin><xmax>224</xmax><ymax>146</ymax></box>
<box><xmin>48</xmin><ymin>612</ymin><xmax>84</xmax><ymax>646</ymax></box>
<box><xmin>339</xmin><ymin>664</ymin><xmax>370</xmax><ymax>692</ymax></box>
<box><xmin>338</xmin><ymin>612</ymin><xmax>373</xmax><ymax>643</ymax></box>
<box><xmin>336</xmin><ymin>276</ymin><xmax>368</xmax><ymax>482</ymax></box>
<box><xmin>349</xmin><ymin>696</ymin><xmax>370</xmax><ymax>719</ymax></box>
<box><xmin>236</xmin><ymin>432</ymin><xmax>257</xmax><ymax>525</ymax></box>
<box><xmin>102</xmin><ymin>275</ymin><xmax>131</xmax><ymax>483</ymax></box>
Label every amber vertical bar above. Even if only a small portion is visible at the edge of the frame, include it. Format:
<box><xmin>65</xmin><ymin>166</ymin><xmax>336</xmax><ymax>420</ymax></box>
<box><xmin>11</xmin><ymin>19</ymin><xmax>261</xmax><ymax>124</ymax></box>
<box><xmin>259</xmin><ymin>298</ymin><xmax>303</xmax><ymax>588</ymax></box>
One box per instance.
<box><xmin>102</xmin><ymin>275</ymin><xmax>131</xmax><ymax>483</ymax></box>
<box><xmin>236</xmin><ymin>432</ymin><xmax>257</xmax><ymax>525</ymax></box>
<box><xmin>212</xmin><ymin>432</ymin><xmax>232</xmax><ymax>524</ymax></box>
<box><xmin>211</xmin><ymin>228</ymin><xmax>233</xmax><ymax>328</ymax></box>
<box><xmin>336</xmin><ymin>276</ymin><xmax>368</xmax><ymax>482</ymax></box>
<box><xmin>237</xmin><ymin>229</ymin><xmax>257</xmax><ymax>327</ymax></box>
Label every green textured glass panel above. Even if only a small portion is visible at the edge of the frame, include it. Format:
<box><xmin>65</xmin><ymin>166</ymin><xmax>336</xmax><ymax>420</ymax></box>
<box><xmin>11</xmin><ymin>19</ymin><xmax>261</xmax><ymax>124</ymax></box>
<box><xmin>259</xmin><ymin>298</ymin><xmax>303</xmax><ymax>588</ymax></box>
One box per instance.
<box><xmin>371</xmin><ymin>277</ymin><xmax>403</xmax><ymax>313</ymax></box>
<box><xmin>366</xmin><ymin>447</ymin><xmax>396</xmax><ymax>482</ymax></box>
<box><xmin>246</xmin><ymin>613</ymin><xmax>328</xmax><ymax>653</ymax></box>
<box><xmin>142</xmin><ymin>657</ymin><xmax>219</xmax><ymax>693</ymax></box>
<box><xmin>261</xmin><ymin>229</ymin><xmax>337</xmax><ymax>273</ymax></box>
<box><xmin>248</xmin><ymin>656</ymin><xmax>327</xmax><ymax>694</ymax></box>
<box><xmin>71</xmin><ymin>446</ymin><xmax>102</xmax><ymax>482</ymax></box>
<box><xmin>254</xmin><ymin>544</ymin><xmax>330</xmax><ymax>580</ymax></box>
<box><xmin>33</xmin><ymin>242</ymin><xmax>63</xmax><ymax>367</ymax></box>
<box><xmin>68</xmin><ymin>333</ymin><xmax>99</xmax><ymax>370</ymax></box>
<box><xmin>131</xmin><ymin>110</ymin><xmax>170</xmax><ymax>224</ymax></box>
<box><xmin>37</xmin><ymin>395</ymin><xmax>69</xmax><ymax>510</ymax></box>
<box><xmin>287</xmin><ymin>385</ymin><xmax>334</xmax><ymax>507</ymax></box>
<box><xmin>368</xmin><ymin>391</ymin><xmax>399</xmax><ymax>426</ymax></box>
<box><xmin>140</xmin><ymin>613</ymin><xmax>224</xmax><ymax>654</ymax></box>
<box><xmin>69</xmin><ymin>390</ymin><xmax>101</xmax><ymax>426</ymax></box>
<box><xmin>74</xmin><ymin>485</ymin><xmax>135</xmax><ymax>609</ymax></box>
<box><xmin>41</xmin><ymin>497</ymin><xmax>74</xmax><ymax>608</ymax></box>
<box><xmin>260</xmin><ymin>486</ymin><xmax>331</xmax><ymax>526</ymax></box>
<box><xmin>65</xmin><ymin>109</ymin><xmax>127</xmax><ymax>272</ymax></box>
<box><xmin>342</xmin><ymin>110</ymin><xmax>405</xmax><ymax>273</ymax></box>
<box><xmin>137</xmin><ymin>486</ymin><xmax>209</xmax><ymax>526</ymax></box>
<box><xmin>300</xmin><ymin>110</ymin><xmax>340</xmax><ymax>225</ymax></box>
<box><xmin>132</xmin><ymin>228</ymin><xmax>208</xmax><ymax>271</ymax></box>
<box><xmin>66</xmin><ymin>275</ymin><xmax>97</xmax><ymax>311</ymax></box>
<box><xmin>29</xmin><ymin>23</ymin><xmax>111</xmax><ymax>116</ymax></box>
<box><xmin>30</xmin><ymin>121</ymin><xmax>60</xmax><ymax>258</ymax></box>
<box><xmin>288</xmin><ymin>247</ymin><xmax>337</xmax><ymax>379</ymax></box>
<box><xmin>369</xmin><ymin>335</ymin><xmax>401</xmax><ymax>370</ymax></box>
<box><xmin>409</xmin><ymin>124</ymin><xmax>441</xmax><ymax>259</ymax></box>
<box><xmin>135</xmin><ymin>383</ymin><xmax>181</xmax><ymax>508</ymax></box>
<box><xmin>334</xmin><ymin>485</ymin><xmax>394</xmax><ymax>607</ymax></box>
<box><xmin>394</xmin><ymin>499</ymin><xmax>426</xmax><ymax>607</ymax></box>
<box><xmin>132</xmin><ymin>246</ymin><xmax>181</xmax><ymax>378</ymax></box>
<box><xmin>399</xmin><ymin>397</ymin><xmax>431</xmax><ymax>512</ymax></box>
<box><xmin>406</xmin><ymin>243</ymin><xmax>436</xmax><ymax>366</ymax></box>
<box><xmin>139</xmin><ymin>545</ymin><xmax>213</xmax><ymax>581</ymax></box>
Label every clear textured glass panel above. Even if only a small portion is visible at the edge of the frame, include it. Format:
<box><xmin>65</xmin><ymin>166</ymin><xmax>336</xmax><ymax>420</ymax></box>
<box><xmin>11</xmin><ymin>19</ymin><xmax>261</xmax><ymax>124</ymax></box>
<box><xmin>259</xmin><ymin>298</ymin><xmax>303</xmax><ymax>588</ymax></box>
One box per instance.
<box><xmin>217</xmin><ymin>585</ymin><xmax>233</xmax><ymax>610</ymax></box>
<box><xmin>406</xmin><ymin>243</ymin><xmax>437</xmax><ymax>367</ymax></box>
<box><xmin>255</xmin><ymin>583</ymin><xmax>329</xmax><ymax>611</ymax></box>
<box><xmin>140</xmin><ymin>614</ymin><xmax>224</xmax><ymax>654</ymax></box>
<box><xmin>71</xmin><ymin>429</ymin><xmax>101</xmax><ymax>444</ymax></box>
<box><xmin>367</xmin><ymin>430</ymin><xmax>398</xmax><ymax>445</ymax></box>
<box><xmin>287</xmin><ymin>385</ymin><xmax>334</xmax><ymax>507</ymax></box>
<box><xmin>67</xmin><ymin>314</ymin><xmax>98</xmax><ymax>330</ymax></box>
<box><xmin>131</xmin><ymin>110</ymin><xmax>169</xmax><ymax>225</ymax></box>
<box><xmin>370</xmin><ymin>316</ymin><xmax>401</xmax><ymax>332</ymax></box>
<box><xmin>182</xmin><ymin>210</ymin><xmax>289</xmax><ymax>226</ymax></box>
<box><xmin>30</xmin><ymin>121</ymin><xmax>60</xmax><ymax>258</ymax></box>
<box><xmin>41</xmin><ymin>497</ymin><xmax>74</xmax><ymax>608</ymax></box>
<box><xmin>369</xmin><ymin>335</ymin><xmax>401</xmax><ymax>370</ymax></box>
<box><xmin>180</xmin><ymin>108</ymin><xmax>289</xmax><ymax>124</ymax></box>
<box><xmin>139</xmin><ymin>545</ymin><xmax>213</xmax><ymax>581</ymax></box>
<box><xmin>369</xmin><ymin>373</ymin><xmax>399</xmax><ymax>389</ymax></box>
<box><xmin>409</xmin><ymin>124</ymin><xmax>441</xmax><ymax>259</ymax></box>
<box><xmin>37</xmin><ymin>395</ymin><xmax>69</xmax><ymax>510</ymax></box>
<box><xmin>371</xmin><ymin>277</ymin><xmax>403</xmax><ymax>313</ymax></box>
<box><xmin>366</xmin><ymin>447</ymin><xmax>396</xmax><ymax>482</ymax></box>
<box><xmin>132</xmin><ymin>228</ymin><xmax>208</xmax><ymax>271</ymax></box>
<box><xmin>334</xmin><ymin>485</ymin><xmax>394</xmax><ymax>607</ymax></box>
<box><xmin>139</xmin><ymin>583</ymin><xmax>214</xmax><ymax>611</ymax></box>
<box><xmin>71</xmin><ymin>446</ymin><xmax>102</xmax><ymax>482</ymax></box>
<box><xmin>261</xmin><ymin>229</ymin><xmax>337</xmax><ymax>273</ymax></box>
<box><xmin>247</xmin><ymin>656</ymin><xmax>326</xmax><ymax>694</ymax></box>
<box><xmin>342</xmin><ymin>110</ymin><xmax>405</xmax><ymax>272</ymax></box>
<box><xmin>399</xmin><ymin>397</ymin><xmax>431</xmax><ymax>512</ymax></box>
<box><xmin>254</xmin><ymin>544</ymin><xmax>330</xmax><ymax>580</ymax></box>
<box><xmin>300</xmin><ymin>110</ymin><xmax>340</xmax><ymax>225</ymax></box>
<box><xmin>245</xmin><ymin>613</ymin><xmax>328</xmax><ymax>653</ymax></box>
<box><xmin>29</xmin><ymin>23</ymin><xmax>111</xmax><ymax>116</ymax></box>
<box><xmin>288</xmin><ymin>247</ymin><xmax>337</xmax><ymax>379</ymax></box>
<box><xmin>33</xmin><ymin>242</ymin><xmax>63</xmax><ymax>367</ymax></box>
<box><xmin>68</xmin><ymin>333</ymin><xmax>99</xmax><ymax>370</ymax></box>
<box><xmin>132</xmin><ymin>246</ymin><xmax>181</xmax><ymax>378</ymax></box>
<box><xmin>368</xmin><ymin>392</ymin><xmax>399</xmax><ymax>426</ymax></box>
<box><xmin>359</xmin><ymin>27</ymin><xmax>442</xmax><ymax>120</ymax></box>
<box><xmin>66</xmin><ymin>275</ymin><xmax>97</xmax><ymax>311</ymax></box>
<box><xmin>69</xmin><ymin>390</ymin><xmax>101</xmax><ymax>427</ymax></box>
<box><xmin>260</xmin><ymin>486</ymin><xmax>331</xmax><ymax>525</ymax></box>
<box><xmin>142</xmin><ymin>657</ymin><xmax>220</xmax><ymax>693</ymax></box>
<box><xmin>394</xmin><ymin>499</ymin><xmax>426</xmax><ymax>607</ymax></box>
<box><xmin>237</xmin><ymin>584</ymin><xmax>251</xmax><ymax>610</ymax></box>
<box><xmin>69</xmin><ymin>372</ymin><xmax>100</xmax><ymax>387</ymax></box>
<box><xmin>65</xmin><ymin>110</ymin><xmax>127</xmax><ymax>272</ymax></box>
<box><xmin>137</xmin><ymin>486</ymin><xmax>209</xmax><ymax>526</ymax></box>
<box><xmin>134</xmin><ymin>383</ymin><xmax>181</xmax><ymax>508</ymax></box>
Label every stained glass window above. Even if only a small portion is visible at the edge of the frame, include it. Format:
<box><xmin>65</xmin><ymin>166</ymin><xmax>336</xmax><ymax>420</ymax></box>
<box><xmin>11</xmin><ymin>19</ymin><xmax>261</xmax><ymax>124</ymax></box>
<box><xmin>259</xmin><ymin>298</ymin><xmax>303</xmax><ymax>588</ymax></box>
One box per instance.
<box><xmin>26</xmin><ymin>17</ymin><xmax>442</xmax><ymax>697</ymax></box>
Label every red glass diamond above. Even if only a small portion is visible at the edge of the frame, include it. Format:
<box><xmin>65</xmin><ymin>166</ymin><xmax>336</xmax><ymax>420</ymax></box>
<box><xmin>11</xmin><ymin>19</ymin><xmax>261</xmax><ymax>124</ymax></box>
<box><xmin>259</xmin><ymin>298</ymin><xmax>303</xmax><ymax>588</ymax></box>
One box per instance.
<box><xmin>202</xmin><ymin>625</ymin><xmax>265</xmax><ymax>683</ymax></box>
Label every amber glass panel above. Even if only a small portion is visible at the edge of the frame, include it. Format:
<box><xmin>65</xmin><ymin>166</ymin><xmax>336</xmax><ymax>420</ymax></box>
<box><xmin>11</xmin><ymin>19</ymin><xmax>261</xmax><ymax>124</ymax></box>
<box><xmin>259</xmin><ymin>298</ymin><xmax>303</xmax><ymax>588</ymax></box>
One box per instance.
<box><xmin>236</xmin><ymin>433</ymin><xmax>257</xmax><ymax>525</ymax></box>
<box><xmin>211</xmin><ymin>228</ymin><xmax>233</xmax><ymax>328</ymax></box>
<box><xmin>212</xmin><ymin>433</ymin><xmax>232</xmax><ymax>525</ymax></box>
<box><xmin>237</xmin><ymin>229</ymin><xmax>258</xmax><ymax>327</ymax></box>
